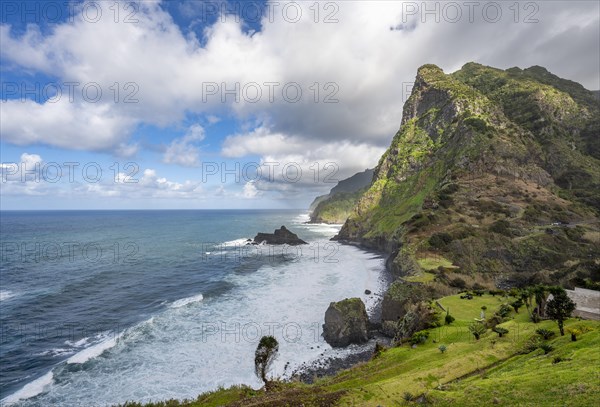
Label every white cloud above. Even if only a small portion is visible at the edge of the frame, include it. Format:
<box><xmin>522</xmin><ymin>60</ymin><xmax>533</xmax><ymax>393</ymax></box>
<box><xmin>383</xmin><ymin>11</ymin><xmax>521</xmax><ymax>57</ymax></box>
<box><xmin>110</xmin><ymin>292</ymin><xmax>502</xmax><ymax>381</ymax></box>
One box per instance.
<box><xmin>0</xmin><ymin>152</ymin><xmax>203</xmax><ymax>199</ymax></box>
<box><xmin>1</xmin><ymin>0</ymin><xmax>596</xmax><ymax>158</ymax></box>
<box><xmin>163</xmin><ymin>124</ymin><xmax>206</xmax><ymax>167</ymax></box>
<box><xmin>242</xmin><ymin>181</ymin><xmax>259</xmax><ymax>198</ymax></box>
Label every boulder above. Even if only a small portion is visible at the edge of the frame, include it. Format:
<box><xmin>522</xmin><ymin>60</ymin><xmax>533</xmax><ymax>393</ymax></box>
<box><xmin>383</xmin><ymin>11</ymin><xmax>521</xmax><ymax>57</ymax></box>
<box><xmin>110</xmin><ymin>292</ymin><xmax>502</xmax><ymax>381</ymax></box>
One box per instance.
<box><xmin>322</xmin><ymin>298</ymin><xmax>369</xmax><ymax>347</ymax></box>
<box><xmin>253</xmin><ymin>226</ymin><xmax>307</xmax><ymax>245</ymax></box>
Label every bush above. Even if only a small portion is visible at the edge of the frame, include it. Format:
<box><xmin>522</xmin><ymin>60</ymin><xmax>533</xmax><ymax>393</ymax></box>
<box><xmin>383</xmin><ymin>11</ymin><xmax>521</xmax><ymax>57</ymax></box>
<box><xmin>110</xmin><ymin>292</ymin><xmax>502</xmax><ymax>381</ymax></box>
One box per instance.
<box><xmin>496</xmin><ymin>304</ymin><xmax>512</xmax><ymax>318</ymax></box>
<box><xmin>409</xmin><ymin>330</ymin><xmax>430</xmax><ymax>345</ymax></box>
<box><xmin>524</xmin><ymin>337</ymin><xmax>543</xmax><ymax>353</ymax></box>
<box><xmin>403</xmin><ymin>392</ymin><xmax>414</xmax><ymax>402</ymax></box>
<box><xmin>468</xmin><ymin>323</ymin><xmax>487</xmax><ymax>340</ymax></box>
<box><xmin>493</xmin><ymin>327</ymin><xmax>509</xmax><ymax>337</ymax></box>
<box><xmin>489</xmin><ymin>219</ymin><xmax>512</xmax><ymax>236</ymax></box>
<box><xmin>428</xmin><ymin>232</ymin><xmax>453</xmax><ymax>249</ymax></box>
<box><xmin>450</xmin><ymin>277</ymin><xmax>467</xmax><ymax>289</ymax></box>
<box><xmin>486</xmin><ymin>314</ymin><xmax>504</xmax><ymax>329</ymax></box>
<box><xmin>438</xmin><ymin>344</ymin><xmax>447</xmax><ymax>353</ymax></box>
<box><xmin>566</xmin><ymin>328</ymin><xmax>581</xmax><ymax>342</ymax></box>
<box><xmin>511</xmin><ymin>299</ymin><xmax>524</xmax><ymax>313</ymax></box>
<box><xmin>489</xmin><ymin>289</ymin><xmax>505</xmax><ymax>297</ymax></box>
<box><xmin>472</xmin><ymin>283</ymin><xmax>486</xmax><ymax>291</ymax></box>
<box><xmin>445</xmin><ymin>313</ymin><xmax>455</xmax><ymax>325</ymax></box>
<box><xmin>536</xmin><ymin>328</ymin><xmax>555</xmax><ymax>340</ymax></box>
<box><xmin>540</xmin><ymin>343</ymin><xmax>554</xmax><ymax>354</ymax></box>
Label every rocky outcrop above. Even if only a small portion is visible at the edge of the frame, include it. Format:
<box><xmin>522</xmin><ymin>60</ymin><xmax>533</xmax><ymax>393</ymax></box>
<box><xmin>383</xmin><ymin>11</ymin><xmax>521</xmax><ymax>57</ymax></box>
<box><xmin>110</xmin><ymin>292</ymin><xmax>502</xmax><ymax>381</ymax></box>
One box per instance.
<box><xmin>322</xmin><ymin>298</ymin><xmax>369</xmax><ymax>347</ymax></box>
<box><xmin>253</xmin><ymin>226</ymin><xmax>307</xmax><ymax>245</ymax></box>
<box><xmin>380</xmin><ymin>282</ymin><xmax>430</xmax><ymax>322</ymax></box>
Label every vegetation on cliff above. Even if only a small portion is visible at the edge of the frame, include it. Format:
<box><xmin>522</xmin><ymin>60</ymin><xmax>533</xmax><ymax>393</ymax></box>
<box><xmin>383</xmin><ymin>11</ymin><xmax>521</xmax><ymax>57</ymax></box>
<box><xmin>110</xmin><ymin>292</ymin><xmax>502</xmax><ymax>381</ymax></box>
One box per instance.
<box><xmin>309</xmin><ymin>169</ymin><xmax>374</xmax><ymax>224</ymax></box>
<box><xmin>336</xmin><ymin>62</ymin><xmax>600</xmax><ymax>291</ymax></box>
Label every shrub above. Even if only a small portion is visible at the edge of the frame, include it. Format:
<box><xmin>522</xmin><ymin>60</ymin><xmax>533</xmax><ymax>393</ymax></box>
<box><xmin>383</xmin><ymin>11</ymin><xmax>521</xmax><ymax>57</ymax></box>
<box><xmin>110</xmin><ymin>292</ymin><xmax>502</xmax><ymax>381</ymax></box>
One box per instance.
<box><xmin>445</xmin><ymin>313</ymin><xmax>455</xmax><ymax>325</ymax></box>
<box><xmin>468</xmin><ymin>323</ymin><xmax>487</xmax><ymax>340</ymax></box>
<box><xmin>524</xmin><ymin>337</ymin><xmax>543</xmax><ymax>353</ymax></box>
<box><xmin>428</xmin><ymin>232</ymin><xmax>453</xmax><ymax>249</ymax></box>
<box><xmin>493</xmin><ymin>327</ymin><xmax>509</xmax><ymax>337</ymax></box>
<box><xmin>403</xmin><ymin>392</ymin><xmax>414</xmax><ymax>402</ymax></box>
<box><xmin>553</xmin><ymin>356</ymin><xmax>565</xmax><ymax>364</ymax></box>
<box><xmin>566</xmin><ymin>328</ymin><xmax>581</xmax><ymax>342</ymax></box>
<box><xmin>511</xmin><ymin>299</ymin><xmax>524</xmax><ymax>313</ymax></box>
<box><xmin>496</xmin><ymin>304</ymin><xmax>512</xmax><ymax>318</ymax></box>
<box><xmin>535</xmin><ymin>328</ymin><xmax>555</xmax><ymax>340</ymax></box>
<box><xmin>540</xmin><ymin>343</ymin><xmax>554</xmax><ymax>354</ymax></box>
<box><xmin>489</xmin><ymin>289</ymin><xmax>505</xmax><ymax>297</ymax></box>
<box><xmin>409</xmin><ymin>330</ymin><xmax>430</xmax><ymax>345</ymax></box>
<box><xmin>472</xmin><ymin>283</ymin><xmax>485</xmax><ymax>291</ymax></box>
<box><xmin>450</xmin><ymin>277</ymin><xmax>467</xmax><ymax>289</ymax></box>
<box><xmin>438</xmin><ymin>344</ymin><xmax>447</xmax><ymax>353</ymax></box>
<box><xmin>486</xmin><ymin>314</ymin><xmax>504</xmax><ymax>329</ymax></box>
<box><xmin>489</xmin><ymin>219</ymin><xmax>512</xmax><ymax>236</ymax></box>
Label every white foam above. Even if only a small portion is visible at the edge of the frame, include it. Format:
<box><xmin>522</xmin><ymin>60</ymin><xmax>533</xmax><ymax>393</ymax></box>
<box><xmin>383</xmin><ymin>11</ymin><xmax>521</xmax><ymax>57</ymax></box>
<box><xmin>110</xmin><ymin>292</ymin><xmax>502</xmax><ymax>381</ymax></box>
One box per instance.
<box><xmin>0</xmin><ymin>290</ymin><xmax>17</xmax><ymax>302</ymax></box>
<box><xmin>169</xmin><ymin>293</ymin><xmax>204</xmax><ymax>308</ymax></box>
<box><xmin>293</xmin><ymin>213</ymin><xmax>311</xmax><ymax>223</ymax></box>
<box><xmin>65</xmin><ymin>337</ymin><xmax>90</xmax><ymax>348</ymax></box>
<box><xmin>35</xmin><ymin>348</ymin><xmax>75</xmax><ymax>358</ymax></box>
<box><xmin>14</xmin><ymin>233</ymin><xmax>386</xmax><ymax>405</ymax></box>
<box><xmin>222</xmin><ymin>238</ymin><xmax>252</xmax><ymax>247</ymax></box>
<box><xmin>67</xmin><ymin>332</ymin><xmax>122</xmax><ymax>364</ymax></box>
<box><xmin>1</xmin><ymin>371</ymin><xmax>54</xmax><ymax>405</ymax></box>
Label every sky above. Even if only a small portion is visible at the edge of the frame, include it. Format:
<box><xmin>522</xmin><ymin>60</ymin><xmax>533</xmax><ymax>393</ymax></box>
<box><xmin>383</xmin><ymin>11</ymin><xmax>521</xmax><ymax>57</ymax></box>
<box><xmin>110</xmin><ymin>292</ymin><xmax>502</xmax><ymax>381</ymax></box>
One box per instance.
<box><xmin>1</xmin><ymin>0</ymin><xmax>599</xmax><ymax>210</ymax></box>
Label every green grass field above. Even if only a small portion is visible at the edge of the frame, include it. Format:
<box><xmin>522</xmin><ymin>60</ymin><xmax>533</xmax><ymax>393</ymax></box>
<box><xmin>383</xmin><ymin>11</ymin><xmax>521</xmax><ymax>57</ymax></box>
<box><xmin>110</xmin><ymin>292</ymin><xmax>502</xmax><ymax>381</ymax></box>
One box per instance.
<box><xmin>121</xmin><ymin>294</ymin><xmax>600</xmax><ymax>407</ymax></box>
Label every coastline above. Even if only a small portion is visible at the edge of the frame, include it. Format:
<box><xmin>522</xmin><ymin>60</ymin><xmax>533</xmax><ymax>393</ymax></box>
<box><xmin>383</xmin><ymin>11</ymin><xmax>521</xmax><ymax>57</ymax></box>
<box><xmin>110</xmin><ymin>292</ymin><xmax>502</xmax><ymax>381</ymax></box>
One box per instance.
<box><xmin>290</xmin><ymin>239</ymin><xmax>393</xmax><ymax>384</ymax></box>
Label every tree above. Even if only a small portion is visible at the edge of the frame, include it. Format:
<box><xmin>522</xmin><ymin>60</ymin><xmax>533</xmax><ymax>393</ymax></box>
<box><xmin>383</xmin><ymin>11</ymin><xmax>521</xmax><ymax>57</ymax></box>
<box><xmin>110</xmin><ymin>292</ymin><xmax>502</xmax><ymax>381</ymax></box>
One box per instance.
<box><xmin>511</xmin><ymin>299</ymin><xmax>523</xmax><ymax>313</ymax></box>
<box><xmin>468</xmin><ymin>322</ymin><xmax>487</xmax><ymax>340</ymax></box>
<box><xmin>545</xmin><ymin>288</ymin><xmax>576</xmax><ymax>336</ymax></box>
<box><xmin>254</xmin><ymin>336</ymin><xmax>279</xmax><ymax>389</ymax></box>
<box><xmin>533</xmin><ymin>285</ymin><xmax>549</xmax><ymax>318</ymax></box>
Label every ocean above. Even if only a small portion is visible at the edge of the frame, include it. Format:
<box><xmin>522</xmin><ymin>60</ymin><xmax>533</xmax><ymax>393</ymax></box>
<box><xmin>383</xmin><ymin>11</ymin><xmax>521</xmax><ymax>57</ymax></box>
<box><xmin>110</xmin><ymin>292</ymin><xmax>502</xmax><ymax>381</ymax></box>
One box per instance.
<box><xmin>0</xmin><ymin>210</ymin><xmax>386</xmax><ymax>406</ymax></box>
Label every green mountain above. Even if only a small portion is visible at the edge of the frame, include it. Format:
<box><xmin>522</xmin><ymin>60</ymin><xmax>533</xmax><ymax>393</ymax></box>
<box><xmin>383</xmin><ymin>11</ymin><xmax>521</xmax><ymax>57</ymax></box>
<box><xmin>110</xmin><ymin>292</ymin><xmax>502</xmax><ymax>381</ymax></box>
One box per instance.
<box><xmin>309</xmin><ymin>169</ymin><xmax>374</xmax><ymax>223</ymax></box>
<box><xmin>335</xmin><ymin>63</ymin><xmax>600</xmax><ymax>292</ymax></box>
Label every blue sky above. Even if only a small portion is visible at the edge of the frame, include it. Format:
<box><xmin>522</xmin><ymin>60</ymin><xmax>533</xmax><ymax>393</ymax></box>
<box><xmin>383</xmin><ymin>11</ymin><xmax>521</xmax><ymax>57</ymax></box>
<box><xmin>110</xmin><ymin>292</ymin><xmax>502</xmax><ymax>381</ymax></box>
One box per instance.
<box><xmin>1</xmin><ymin>0</ymin><xmax>599</xmax><ymax>209</ymax></box>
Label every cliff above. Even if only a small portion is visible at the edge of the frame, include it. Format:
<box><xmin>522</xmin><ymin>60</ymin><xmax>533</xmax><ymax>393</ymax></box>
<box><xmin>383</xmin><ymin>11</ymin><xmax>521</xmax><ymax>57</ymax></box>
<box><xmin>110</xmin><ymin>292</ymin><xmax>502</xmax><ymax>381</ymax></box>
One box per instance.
<box><xmin>335</xmin><ymin>63</ymin><xmax>600</xmax><ymax>290</ymax></box>
<box><xmin>309</xmin><ymin>169</ymin><xmax>374</xmax><ymax>224</ymax></box>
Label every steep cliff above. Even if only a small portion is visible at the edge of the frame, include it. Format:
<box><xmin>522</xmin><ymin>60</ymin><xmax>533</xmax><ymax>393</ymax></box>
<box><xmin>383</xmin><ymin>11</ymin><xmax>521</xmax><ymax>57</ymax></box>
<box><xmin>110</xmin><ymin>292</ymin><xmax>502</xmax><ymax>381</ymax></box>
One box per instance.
<box><xmin>335</xmin><ymin>63</ymin><xmax>600</xmax><ymax>290</ymax></box>
<box><xmin>309</xmin><ymin>169</ymin><xmax>374</xmax><ymax>223</ymax></box>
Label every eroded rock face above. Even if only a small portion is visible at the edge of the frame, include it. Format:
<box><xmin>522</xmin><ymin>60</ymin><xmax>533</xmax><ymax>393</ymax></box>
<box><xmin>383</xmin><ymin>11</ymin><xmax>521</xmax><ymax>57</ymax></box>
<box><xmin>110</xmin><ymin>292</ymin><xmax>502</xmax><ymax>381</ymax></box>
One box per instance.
<box><xmin>322</xmin><ymin>298</ymin><xmax>369</xmax><ymax>347</ymax></box>
<box><xmin>380</xmin><ymin>282</ymin><xmax>429</xmax><ymax>322</ymax></box>
<box><xmin>253</xmin><ymin>226</ymin><xmax>307</xmax><ymax>245</ymax></box>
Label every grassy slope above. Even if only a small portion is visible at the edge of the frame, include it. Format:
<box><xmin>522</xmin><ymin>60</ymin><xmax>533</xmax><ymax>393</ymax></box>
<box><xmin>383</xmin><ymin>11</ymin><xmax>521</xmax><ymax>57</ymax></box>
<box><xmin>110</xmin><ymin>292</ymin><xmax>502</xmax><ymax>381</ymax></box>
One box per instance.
<box><xmin>122</xmin><ymin>294</ymin><xmax>600</xmax><ymax>407</ymax></box>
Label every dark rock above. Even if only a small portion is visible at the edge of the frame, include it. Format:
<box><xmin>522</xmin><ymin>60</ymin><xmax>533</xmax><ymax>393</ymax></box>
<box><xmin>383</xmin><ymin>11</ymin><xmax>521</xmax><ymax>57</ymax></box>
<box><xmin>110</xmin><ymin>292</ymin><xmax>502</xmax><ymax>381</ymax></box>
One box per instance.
<box><xmin>381</xmin><ymin>282</ymin><xmax>429</xmax><ymax>322</ymax></box>
<box><xmin>253</xmin><ymin>226</ymin><xmax>307</xmax><ymax>245</ymax></box>
<box><xmin>322</xmin><ymin>298</ymin><xmax>369</xmax><ymax>347</ymax></box>
<box><xmin>365</xmin><ymin>289</ymin><xmax>372</xmax><ymax>295</ymax></box>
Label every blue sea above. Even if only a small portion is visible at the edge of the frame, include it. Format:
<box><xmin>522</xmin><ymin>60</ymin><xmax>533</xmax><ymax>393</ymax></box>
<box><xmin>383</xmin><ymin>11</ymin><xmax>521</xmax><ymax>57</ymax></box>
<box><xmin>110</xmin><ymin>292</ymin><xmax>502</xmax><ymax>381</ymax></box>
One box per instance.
<box><xmin>0</xmin><ymin>210</ymin><xmax>385</xmax><ymax>406</ymax></box>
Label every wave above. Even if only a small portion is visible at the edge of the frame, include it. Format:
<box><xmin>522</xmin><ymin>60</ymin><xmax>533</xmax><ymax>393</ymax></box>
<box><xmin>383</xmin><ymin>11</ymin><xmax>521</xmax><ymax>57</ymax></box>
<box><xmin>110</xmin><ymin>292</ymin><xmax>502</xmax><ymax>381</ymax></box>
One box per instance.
<box><xmin>67</xmin><ymin>331</ymin><xmax>123</xmax><ymax>364</ymax></box>
<box><xmin>1</xmin><ymin>371</ymin><xmax>54</xmax><ymax>405</ymax></box>
<box><xmin>222</xmin><ymin>238</ymin><xmax>252</xmax><ymax>247</ymax></box>
<box><xmin>0</xmin><ymin>290</ymin><xmax>17</xmax><ymax>302</ymax></box>
<box><xmin>293</xmin><ymin>213</ymin><xmax>311</xmax><ymax>223</ymax></box>
<box><xmin>169</xmin><ymin>293</ymin><xmax>204</xmax><ymax>308</ymax></box>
